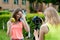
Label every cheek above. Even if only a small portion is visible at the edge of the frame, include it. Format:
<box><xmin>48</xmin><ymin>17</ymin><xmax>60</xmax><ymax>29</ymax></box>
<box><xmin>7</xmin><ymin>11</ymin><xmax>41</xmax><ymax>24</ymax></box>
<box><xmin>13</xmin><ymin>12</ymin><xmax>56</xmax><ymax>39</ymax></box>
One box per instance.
<box><xmin>20</xmin><ymin>15</ymin><xmax>22</xmax><ymax>17</ymax></box>
<box><xmin>18</xmin><ymin>12</ymin><xmax>23</xmax><ymax>17</ymax></box>
<box><xmin>16</xmin><ymin>15</ymin><xmax>20</xmax><ymax>18</ymax></box>
<box><xmin>20</xmin><ymin>13</ymin><xmax>22</xmax><ymax>16</ymax></box>
<box><xmin>19</xmin><ymin>14</ymin><xmax>22</xmax><ymax>18</ymax></box>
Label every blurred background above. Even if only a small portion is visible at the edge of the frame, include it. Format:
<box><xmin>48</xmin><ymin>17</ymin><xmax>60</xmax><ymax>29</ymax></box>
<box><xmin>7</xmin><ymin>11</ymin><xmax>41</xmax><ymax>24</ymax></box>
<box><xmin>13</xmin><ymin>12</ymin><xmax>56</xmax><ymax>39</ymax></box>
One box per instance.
<box><xmin>0</xmin><ymin>0</ymin><xmax>60</xmax><ymax>40</ymax></box>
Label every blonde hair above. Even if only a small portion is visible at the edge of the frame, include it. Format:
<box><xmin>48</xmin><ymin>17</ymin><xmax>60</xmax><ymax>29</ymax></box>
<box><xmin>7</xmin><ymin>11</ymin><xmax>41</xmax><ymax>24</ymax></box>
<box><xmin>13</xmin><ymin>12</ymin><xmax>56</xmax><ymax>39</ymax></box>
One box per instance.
<box><xmin>44</xmin><ymin>7</ymin><xmax>60</xmax><ymax>25</ymax></box>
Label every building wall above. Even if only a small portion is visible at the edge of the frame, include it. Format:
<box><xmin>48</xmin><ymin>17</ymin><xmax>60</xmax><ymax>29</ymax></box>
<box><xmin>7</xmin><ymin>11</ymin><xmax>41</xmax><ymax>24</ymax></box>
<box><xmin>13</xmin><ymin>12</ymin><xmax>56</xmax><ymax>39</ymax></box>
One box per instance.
<box><xmin>0</xmin><ymin>0</ymin><xmax>12</xmax><ymax>9</ymax></box>
<box><xmin>0</xmin><ymin>0</ymin><xmax>30</xmax><ymax>13</ymax></box>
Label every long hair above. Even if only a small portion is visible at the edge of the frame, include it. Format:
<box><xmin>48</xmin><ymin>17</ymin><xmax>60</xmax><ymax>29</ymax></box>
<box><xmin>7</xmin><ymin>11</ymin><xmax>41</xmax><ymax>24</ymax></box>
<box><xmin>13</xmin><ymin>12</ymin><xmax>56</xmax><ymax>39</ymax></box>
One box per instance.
<box><xmin>44</xmin><ymin>7</ymin><xmax>60</xmax><ymax>25</ymax></box>
<box><xmin>12</xmin><ymin>8</ymin><xmax>23</xmax><ymax>21</ymax></box>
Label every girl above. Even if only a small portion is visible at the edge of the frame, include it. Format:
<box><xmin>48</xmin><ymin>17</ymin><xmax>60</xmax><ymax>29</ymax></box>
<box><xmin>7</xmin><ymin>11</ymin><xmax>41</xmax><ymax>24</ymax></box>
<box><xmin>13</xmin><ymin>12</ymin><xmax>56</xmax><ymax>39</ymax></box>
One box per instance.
<box><xmin>7</xmin><ymin>8</ymin><xmax>30</xmax><ymax>40</ymax></box>
<box><xmin>34</xmin><ymin>7</ymin><xmax>60</xmax><ymax>40</ymax></box>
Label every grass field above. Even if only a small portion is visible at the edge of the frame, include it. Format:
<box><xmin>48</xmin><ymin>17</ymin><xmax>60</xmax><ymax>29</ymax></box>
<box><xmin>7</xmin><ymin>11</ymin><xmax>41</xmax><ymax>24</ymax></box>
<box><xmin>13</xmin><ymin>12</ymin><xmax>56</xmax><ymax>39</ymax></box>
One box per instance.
<box><xmin>0</xmin><ymin>29</ymin><xmax>33</xmax><ymax>40</ymax></box>
<box><xmin>0</xmin><ymin>30</ymin><xmax>10</xmax><ymax>40</ymax></box>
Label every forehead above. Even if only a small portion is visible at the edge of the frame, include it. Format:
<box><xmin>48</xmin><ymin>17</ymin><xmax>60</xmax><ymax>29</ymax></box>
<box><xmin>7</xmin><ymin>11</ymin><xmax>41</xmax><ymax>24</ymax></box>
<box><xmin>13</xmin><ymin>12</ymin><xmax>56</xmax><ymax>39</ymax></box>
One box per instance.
<box><xmin>18</xmin><ymin>11</ymin><xmax>22</xmax><ymax>14</ymax></box>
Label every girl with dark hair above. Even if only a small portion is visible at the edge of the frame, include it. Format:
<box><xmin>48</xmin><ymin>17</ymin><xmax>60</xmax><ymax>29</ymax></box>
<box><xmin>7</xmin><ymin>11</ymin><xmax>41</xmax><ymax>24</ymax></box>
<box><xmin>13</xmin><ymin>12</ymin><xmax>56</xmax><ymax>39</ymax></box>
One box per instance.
<box><xmin>7</xmin><ymin>8</ymin><xmax>30</xmax><ymax>40</ymax></box>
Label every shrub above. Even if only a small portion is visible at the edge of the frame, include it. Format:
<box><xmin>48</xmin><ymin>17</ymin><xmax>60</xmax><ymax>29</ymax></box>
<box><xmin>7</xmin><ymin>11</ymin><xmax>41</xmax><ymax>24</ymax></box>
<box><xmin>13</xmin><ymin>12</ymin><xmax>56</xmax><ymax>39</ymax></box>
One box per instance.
<box><xmin>29</xmin><ymin>6</ymin><xmax>37</xmax><ymax>13</ymax></box>
<box><xmin>0</xmin><ymin>13</ymin><xmax>45</xmax><ymax>39</ymax></box>
<box><xmin>24</xmin><ymin>13</ymin><xmax>45</xmax><ymax>37</ymax></box>
<box><xmin>0</xmin><ymin>15</ymin><xmax>11</xmax><ymax>30</ymax></box>
<box><xmin>0</xmin><ymin>11</ymin><xmax>11</xmax><ymax>15</ymax></box>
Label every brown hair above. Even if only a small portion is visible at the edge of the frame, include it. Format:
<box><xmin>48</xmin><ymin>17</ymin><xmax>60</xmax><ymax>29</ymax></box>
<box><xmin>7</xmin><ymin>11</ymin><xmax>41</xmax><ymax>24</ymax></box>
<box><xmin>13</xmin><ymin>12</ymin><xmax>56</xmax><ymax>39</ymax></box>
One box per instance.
<box><xmin>12</xmin><ymin>8</ymin><xmax>23</xmax><ymax>21</ymax></box>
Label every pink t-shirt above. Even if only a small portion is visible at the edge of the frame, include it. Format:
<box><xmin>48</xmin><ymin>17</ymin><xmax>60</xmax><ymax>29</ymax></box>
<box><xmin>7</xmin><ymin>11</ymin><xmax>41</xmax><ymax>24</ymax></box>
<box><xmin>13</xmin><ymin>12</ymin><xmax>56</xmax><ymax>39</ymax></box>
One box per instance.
<box><xmin>10</xmin><ymin>22</ymin><xmax>24</xmax><ymax>39</ymax></box>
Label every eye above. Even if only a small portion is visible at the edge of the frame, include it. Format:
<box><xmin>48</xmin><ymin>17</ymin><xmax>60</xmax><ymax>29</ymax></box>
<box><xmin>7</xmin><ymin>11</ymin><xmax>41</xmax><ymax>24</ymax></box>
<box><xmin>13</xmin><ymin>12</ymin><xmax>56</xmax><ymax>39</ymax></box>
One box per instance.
<box><xmin>17</xmin><ymin>13</ymin><xmax>20</xmax><ymax>15</ymax></box>
<box><xmin>17</xmin><ymin>13</ymin><xmax>19</xmax><ymax>15</ymax></box>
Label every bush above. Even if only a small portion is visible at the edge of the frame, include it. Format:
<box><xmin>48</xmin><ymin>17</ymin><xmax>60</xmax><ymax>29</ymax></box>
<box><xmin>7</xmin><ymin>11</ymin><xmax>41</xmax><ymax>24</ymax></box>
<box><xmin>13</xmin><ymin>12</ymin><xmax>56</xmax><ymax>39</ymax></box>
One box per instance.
<box><xmin>0</xmin><ymin>12</ymin><xmax>60</xmax><ymax>40</ymax></box>
<box><xmin>0</xmin><ymin>13</ymin><xmax>45</xmax><ymax>39</ymax></box>
<box><xmin>0</xmin><ymin>15</ymin><xmax>11</xmax><ymax>30</ymax></box>
<box><xmin>24</xmin><ymin>13</ymin><xmax>45</xmax><ymax>37</ymax></box>
<box><xmin>0</xmin><ymin>11</ymin><xmax>11</xmax><ymax>15</ymax></box>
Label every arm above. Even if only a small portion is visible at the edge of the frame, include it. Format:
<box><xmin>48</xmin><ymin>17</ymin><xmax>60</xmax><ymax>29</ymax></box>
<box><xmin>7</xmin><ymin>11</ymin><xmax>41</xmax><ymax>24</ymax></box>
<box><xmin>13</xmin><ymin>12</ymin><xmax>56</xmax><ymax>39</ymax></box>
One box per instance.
<box><xmin>21</xmin><ymin>14</ymin><xmax>30</xmax><ymax>32</ymax></box>
<box><xmin>39</xmin><ymin>26</ymin><xmax>45</xmax><ymax>40</ymax></box>
<box><xmin>7</xmin><ymin>20</ymin><xmax>11</xmax><ymax>36</ymax></box>
<box><xmin>22</xmin><ymin>20</ymin><xmax>30</xmax><ymax>32</ymax></box>
<box><xmin>21</xmin><ymin>20</ymin><xmax>30</xmax><ymax>37</ymax></box>
<box><xmin>34</xmin><ymin>30</ymin><xmax>39</xmax><ymax>40</ymax></box>
<box><xmin>34</xmin><ymin>24</ymin><xmax>48</xmax><ymax>40</ymax></box>
<box><xmin>21</xmin><ymin>15</ymin><xmax>30</xmax><ymax>37</ymax></box>
<box><xmin>39</xmin><ymin>24</ymin><xmax>48</xmax><ymax>40</ymax></box>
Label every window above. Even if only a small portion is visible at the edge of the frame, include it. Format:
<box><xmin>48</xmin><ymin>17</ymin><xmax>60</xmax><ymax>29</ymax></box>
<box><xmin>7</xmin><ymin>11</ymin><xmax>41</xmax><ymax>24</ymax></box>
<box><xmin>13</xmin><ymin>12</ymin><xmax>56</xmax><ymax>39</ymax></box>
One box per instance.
<box><xmin>14</xmin><ymin>0</ymin><xmax>18</xmax><ymax>5</ymax></box>
<box><xmin>3</xmin><ymin>0</ymin><xmax>8</xmax><ymax>3</ymax></box>
<box><xmin>22</xmin><ymin>0</ymin><xmax>26</xmax><ymax>5</ymax></box>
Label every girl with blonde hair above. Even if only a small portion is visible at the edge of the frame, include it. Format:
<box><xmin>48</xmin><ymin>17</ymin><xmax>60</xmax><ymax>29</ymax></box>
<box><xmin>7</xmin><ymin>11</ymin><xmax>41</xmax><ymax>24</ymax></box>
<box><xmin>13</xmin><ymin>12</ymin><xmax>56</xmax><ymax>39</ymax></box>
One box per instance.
<box><xmin>34</xmin><ymin>7</ymin><xmax>60</xmax><ymax>40</ymax></box>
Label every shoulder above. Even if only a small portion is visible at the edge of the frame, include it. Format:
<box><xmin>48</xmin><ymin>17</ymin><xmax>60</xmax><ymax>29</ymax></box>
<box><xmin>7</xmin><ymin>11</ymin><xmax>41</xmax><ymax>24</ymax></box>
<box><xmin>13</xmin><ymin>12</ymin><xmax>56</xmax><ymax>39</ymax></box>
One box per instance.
<box><xmin>40</xmin><ymin>23</ymin><xmax>49</xmax><ymax>34</ymax></box>
<box><xmin>7</xmin><ymin>20</ymin><xmax>13</xmax><ymax>26</ymax></box>
<box><xmin>7</xmin><ymin>20</ymin><xmax>11</xmax><ymax>25</ymax></box>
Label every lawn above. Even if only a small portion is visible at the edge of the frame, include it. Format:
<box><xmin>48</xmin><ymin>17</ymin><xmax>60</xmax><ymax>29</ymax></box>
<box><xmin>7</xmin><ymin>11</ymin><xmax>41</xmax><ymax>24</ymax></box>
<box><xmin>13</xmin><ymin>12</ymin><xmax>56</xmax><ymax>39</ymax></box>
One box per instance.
<box><xmin>0</xmin><ymin>12</ymin><xmax>60</xmax><ymax>40</ymax></box>
<box><xmin>0</xmin><ymin>29</ymin><xmax>33</xmax><ymax>40</ymax></box>
<box><xmin>0</xmin><ymin>30</ymin><xmax>10</xmax><ymax>40</ymax></box>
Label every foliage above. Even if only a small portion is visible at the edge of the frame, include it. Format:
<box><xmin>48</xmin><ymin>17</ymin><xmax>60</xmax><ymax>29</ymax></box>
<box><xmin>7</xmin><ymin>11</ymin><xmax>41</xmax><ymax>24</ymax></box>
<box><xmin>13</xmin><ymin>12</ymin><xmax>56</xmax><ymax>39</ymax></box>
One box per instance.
<box><xmin>0</xmin><ymin>11</ymin><xmax>11</xmax><ymax>15</ymax></box>
<box><xmin>0</xmin><ymin>13</ymin><xmax>45</xmax><ymax>40</ymax></box>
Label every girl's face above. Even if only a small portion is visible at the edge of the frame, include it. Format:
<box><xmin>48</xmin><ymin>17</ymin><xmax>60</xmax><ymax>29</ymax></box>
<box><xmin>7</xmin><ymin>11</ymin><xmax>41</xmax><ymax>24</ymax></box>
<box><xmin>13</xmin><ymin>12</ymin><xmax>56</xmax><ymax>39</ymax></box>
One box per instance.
<box><xmin>16</xmin><ymin>11</ymin><xmax>23</xmax><ymax>20</ymax></box>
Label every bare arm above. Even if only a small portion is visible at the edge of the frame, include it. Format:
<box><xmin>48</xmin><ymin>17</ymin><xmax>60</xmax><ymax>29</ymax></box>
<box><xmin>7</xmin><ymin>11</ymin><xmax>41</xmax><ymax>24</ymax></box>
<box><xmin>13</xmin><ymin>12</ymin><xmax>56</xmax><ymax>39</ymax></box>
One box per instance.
<box><xmin>22</xmin><ymin>20</ymin><xmax>30</xmax><ymax>32</ymax></box>
<box><xmin>39</xmin><ymin>24</ymin><xmax>48</xmax><ymax>40</ymax></box>
<box><xmin>34</xmin><ymin>30</ymin><xmax>39</xmax><ymax>40</ymax></box>
<box><xmin>21</xmin><ymin>20</ymin><xmax>30</xmax><ymax>37</ymax></box>
<box><xmin>34</xmin><ymin>26</ymin><xmax>44</xmax><ymax>40</ymax></box>
<box><xmin>21</xmin><ymin>14</ymin><xmax>30</xmax><ymax>32</ymax></box>
<box><xmin>39</xmin><ymin>26</ymin><xmax>45</xmax><ymax>40</ymax></box>
<box><xmin>20</xmin><ymin>14</ymin><xmax>31</xmax><ymax>38</ymax></box>
<box><xmin>7</xmin><ymin>20</ymin><xmax>11</xmax><ymax>36</ymax></box>
<box><xmin>34</xmin><ymin>24</ymin><xmax>48</xmax><ymax>40</ymax></box>
<box><xmin>21</xmin><ymin>15</ymin><xmax>30</xmax><ymax>37</ymax></box>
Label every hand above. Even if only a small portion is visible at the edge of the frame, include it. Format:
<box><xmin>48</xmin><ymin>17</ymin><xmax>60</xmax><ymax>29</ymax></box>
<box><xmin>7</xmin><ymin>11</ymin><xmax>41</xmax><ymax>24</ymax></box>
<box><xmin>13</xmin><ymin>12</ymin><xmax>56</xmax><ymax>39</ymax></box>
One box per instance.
<box><xmin>22</xmin><ymin>14</ymin><xmax>26</xmax><ymax>20</ymax></box>
<box><xmin>34</xmin><ymin>30</ymin><xmax>38</xmax><ymax>37</ymax></box>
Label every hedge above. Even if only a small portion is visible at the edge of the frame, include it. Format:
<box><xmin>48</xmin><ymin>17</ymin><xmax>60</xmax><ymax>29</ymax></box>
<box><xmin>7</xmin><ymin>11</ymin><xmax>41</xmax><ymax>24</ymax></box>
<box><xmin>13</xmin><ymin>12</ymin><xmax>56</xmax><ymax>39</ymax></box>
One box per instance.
<box><xmin>0</xmin><ymin>11</ymin><xmax>11</xmax><ymax>15</ymax></box>
<box><xmin>0</xmin><ymin>15</ymin><xmax>11</xmax><ymax>30</ymax></box>
<box><xmin>0</xmin><ymin>13</ymin><xmax>45</xmax><ymax>39</ymax></box>
<box><xmin>0</xmin><ymin>12</ymin><xmax>60</xmax><ymax>40</ymax></box>
<box><xmin>25</xmin><ymin>14</ymin><xmax>44</xmax><ymax>37</ymax></box>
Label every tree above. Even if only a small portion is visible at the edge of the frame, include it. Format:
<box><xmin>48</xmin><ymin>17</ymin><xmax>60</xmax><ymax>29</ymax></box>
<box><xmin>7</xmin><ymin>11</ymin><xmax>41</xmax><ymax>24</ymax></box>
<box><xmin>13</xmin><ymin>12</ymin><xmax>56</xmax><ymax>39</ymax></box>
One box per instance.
<box><xmin>27</xmin><ymin>0</ymin><xmax>37</xmax><ymax>13</ymax></box>
<box><xmin>27</xmin><ymin>0</ymin><xmax>60</xmax><ymax>12</ymax></box>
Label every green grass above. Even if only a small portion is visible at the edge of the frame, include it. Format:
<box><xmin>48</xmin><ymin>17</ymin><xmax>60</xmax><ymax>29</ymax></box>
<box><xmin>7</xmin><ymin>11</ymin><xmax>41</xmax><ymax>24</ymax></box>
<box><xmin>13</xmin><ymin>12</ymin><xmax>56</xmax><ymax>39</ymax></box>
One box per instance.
<box><xmin>0</xmin><ymin>29</ymin><xmax>33</xmax><ymax>40</ymax></box>
<box><xmin>0</xmin><ymin>30</ymin><xmax>10</xmax><ymax>40</ymax></box>
<box><xmin>0</xmin><ymin>12</ymin><xmax>60</xmax><ymax>40</ymax></box>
